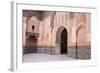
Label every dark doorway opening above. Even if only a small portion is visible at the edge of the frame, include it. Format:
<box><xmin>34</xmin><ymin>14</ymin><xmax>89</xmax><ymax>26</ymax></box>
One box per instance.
<box><xmin>32</xmin><ymin>25</ymin><xmax>35</xmax><ymax>31</ymax></box>
<box><xmin>61</xmin><ymin>29</ymin><xmax>67</xmax><ymax>54</ymax></box>
<box><xmin>23</xmin><ymin>35</ymin><xmax>37</xmax><ymax>54</ymax></box>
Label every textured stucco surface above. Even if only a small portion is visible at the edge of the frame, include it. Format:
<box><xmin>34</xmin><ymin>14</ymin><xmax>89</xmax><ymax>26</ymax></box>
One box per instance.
<box><xmin>22</xmin><ymin>10</ymin><xmax>91</xmax><ymax>59</ymax></box>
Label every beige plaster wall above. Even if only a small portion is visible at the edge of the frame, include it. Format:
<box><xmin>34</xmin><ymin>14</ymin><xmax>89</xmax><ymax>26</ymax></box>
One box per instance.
<box><xmin>22</xmin><ymin>11</ymin><xmax>91</xmax><ymax>58</ymax></box>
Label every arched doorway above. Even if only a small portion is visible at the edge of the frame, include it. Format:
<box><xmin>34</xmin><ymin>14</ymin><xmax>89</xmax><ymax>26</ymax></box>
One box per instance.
<box><xmin>56</xmin><ymin>26</ymin><xmax>68</xmax><ymax>55</ymax></box>
<box><xmin>60</xmin><ymin>29</ymin><xmax>67</xmax><ymax>54</ymax></box>
<box><xmin>23</xmin><ymin>35</ymin><xmax>37</xmax><ymax>54</ymax></box>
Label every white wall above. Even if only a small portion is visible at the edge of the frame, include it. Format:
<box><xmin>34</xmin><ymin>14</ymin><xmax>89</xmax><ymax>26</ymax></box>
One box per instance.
<box><xmin>0</xmin><ymin>0</ymin><xmax>100</xmax><ymax>73</ymax></box>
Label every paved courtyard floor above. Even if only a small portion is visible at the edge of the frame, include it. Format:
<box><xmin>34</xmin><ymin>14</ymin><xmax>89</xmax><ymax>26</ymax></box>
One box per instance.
<box><xmin>23</xmin><ymin>53</ymin><xmax>76</xmax><ymax>63</ymax></box>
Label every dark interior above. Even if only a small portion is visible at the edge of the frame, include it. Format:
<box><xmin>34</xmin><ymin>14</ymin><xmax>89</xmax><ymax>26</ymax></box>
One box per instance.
<box><xmin>61</xmin><ymin>29</ymin><xmax>67</xmax><ymax>54</ymax></box>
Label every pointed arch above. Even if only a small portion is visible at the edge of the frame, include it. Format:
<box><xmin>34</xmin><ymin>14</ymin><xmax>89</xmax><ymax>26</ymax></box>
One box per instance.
<box><xmin>76</xmin><ymin>25</ymin><xmax>86</xmax><ymax>45</ymax></box>
<box><xmin>76</xmin><ymin>25</ymin><xmax>85</xmax><ymax>36</ymax></box>
<box><xmin>56</xmin><ymin>26</ymin><xmax>68</xmax><ymax>54</ymax></box>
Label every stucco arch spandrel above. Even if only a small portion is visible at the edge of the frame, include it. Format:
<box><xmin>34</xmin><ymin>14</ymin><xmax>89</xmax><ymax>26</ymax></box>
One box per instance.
<box><xmin>76</xmin><ymin>23</ymin><xmax>86</xmax><ymax>32</ymax></box>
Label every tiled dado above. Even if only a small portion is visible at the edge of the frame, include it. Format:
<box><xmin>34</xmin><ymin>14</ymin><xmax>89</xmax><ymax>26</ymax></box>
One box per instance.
<box><xmin>67</xmin><ymin>46</ymin><xmax>91</xmax><ymax>59</ymax></box>
<box><xmin>24</xmin><ymin>45</ymin><xmax>91</xmax><ymax>59</ymax></box>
